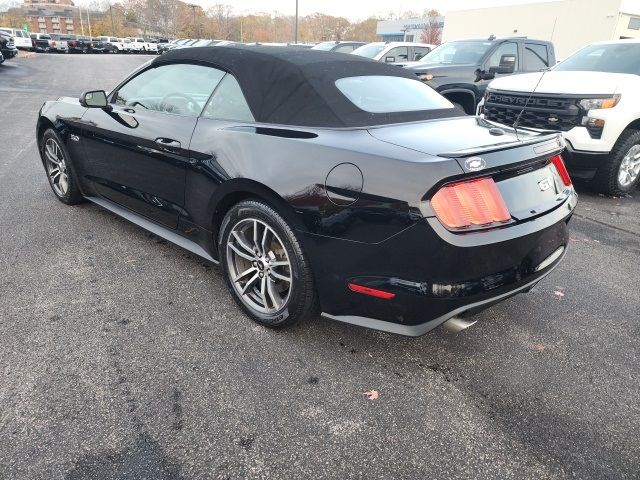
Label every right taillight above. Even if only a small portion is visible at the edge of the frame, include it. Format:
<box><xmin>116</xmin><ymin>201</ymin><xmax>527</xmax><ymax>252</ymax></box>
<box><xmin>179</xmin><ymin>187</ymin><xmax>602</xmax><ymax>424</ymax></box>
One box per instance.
<box><xmin>551</xmin><ymin>154</ymin><xmax>572</xmax><ymax>186</ymax></box>
<box><xmin>431</xmin><ymin>177</ymin><xmax>511</xmax><ymax>230</ymax></box>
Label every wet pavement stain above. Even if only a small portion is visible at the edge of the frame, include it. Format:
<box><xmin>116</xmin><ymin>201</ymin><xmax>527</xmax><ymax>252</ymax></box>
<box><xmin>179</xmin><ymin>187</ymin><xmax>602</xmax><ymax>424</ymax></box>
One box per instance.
<box><xmin>65</xmin><ymin>432</ymin><xmax>183</xmax><ymax>480</ymax></box>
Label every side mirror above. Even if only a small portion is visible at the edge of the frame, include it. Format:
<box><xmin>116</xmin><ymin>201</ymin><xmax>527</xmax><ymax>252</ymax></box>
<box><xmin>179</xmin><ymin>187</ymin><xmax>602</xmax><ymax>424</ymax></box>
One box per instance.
<box><xmin>475</xmin><ymin>69</ymin><xmax>495</xmax><ymax>81</ymax></box>
<box><xmin>80</xmin><ymin>90</ymin><xmax>109</xmax><ymax>109</ymax></box>
<box><xmin>385</xmin><ymin>56</ymin><xmax>396</xmax><ymax>63</ymax></box>
<box><xmin>489</xmin><ymin>54</ymin><xmax>516</xmax><ymax>74</ymax></box>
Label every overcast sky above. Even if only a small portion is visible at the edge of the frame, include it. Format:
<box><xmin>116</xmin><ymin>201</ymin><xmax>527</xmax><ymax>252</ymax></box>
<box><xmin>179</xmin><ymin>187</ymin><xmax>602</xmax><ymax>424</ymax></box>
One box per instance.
<box><xmin>175</xmin><ymin>0</ymin><xmax>559</xmax><ymax>21</ymax></box>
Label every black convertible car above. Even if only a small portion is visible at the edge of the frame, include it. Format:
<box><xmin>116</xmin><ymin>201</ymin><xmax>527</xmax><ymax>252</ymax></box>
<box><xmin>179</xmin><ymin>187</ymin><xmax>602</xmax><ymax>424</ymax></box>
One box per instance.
<box><xmin>36</xmin><ymin>46</ymin><xmax>577</xmax><ymax>336</ymax></box>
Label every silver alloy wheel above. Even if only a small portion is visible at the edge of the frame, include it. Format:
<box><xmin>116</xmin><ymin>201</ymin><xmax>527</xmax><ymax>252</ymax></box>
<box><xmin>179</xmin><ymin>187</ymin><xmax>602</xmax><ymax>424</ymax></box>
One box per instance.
<box><xmin>44</xmin><ymin>138</ymin><xmax>69</xmax><ymax>197</ymax></box>
<box><xmin>226</xmin><ymin>218</ymin><xmax>292</xmax><ymax>314</ymax></box>
<box><xmin>618</xmin><ymin>144</ymin><xmax>640</xmax><ymax>188</ymax></box>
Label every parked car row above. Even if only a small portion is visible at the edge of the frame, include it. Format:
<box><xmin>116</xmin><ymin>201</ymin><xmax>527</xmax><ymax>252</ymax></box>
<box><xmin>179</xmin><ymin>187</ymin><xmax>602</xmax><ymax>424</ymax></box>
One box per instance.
<box><xmin>0</xmin><ymin>29</ymin><xmax>163</xmax><ymax>54</ymax></box>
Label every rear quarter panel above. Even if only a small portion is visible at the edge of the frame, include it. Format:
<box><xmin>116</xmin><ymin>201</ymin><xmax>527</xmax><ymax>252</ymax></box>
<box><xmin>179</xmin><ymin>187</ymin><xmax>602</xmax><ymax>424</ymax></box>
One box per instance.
<box><xmin>186</xmin><ymin>119</ymin><xmax>465</xmax><ymax>245</ymax></box>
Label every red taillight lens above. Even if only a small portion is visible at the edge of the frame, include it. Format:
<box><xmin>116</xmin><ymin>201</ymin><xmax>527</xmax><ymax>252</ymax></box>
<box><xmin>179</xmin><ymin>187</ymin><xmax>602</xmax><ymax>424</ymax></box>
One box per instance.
<box><xmin>348</xmin><ymin>283</ymin><xmax>396</xmax><ymax>300</ymax></box>
<box><xmin>550</xmin><ymin>154</ymin><xmax>572</xmax><ymax>186</ymax></box>
<box><xmin>431</xmin><ymin>177</ymin><xmax>511</xmax><ymax>230</ymax></box>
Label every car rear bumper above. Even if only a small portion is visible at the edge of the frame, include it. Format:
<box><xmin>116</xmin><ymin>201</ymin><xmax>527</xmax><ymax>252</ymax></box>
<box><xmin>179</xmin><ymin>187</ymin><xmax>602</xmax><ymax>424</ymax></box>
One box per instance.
<box><xmin>307</xmin><ymin>193</ymin><xmax>576</xmax><ymax>336</ymax></box>
<box><xmin>322</xmin><ymin>251</ymin><xmax>564</xmax><ymax>336</ymax></box>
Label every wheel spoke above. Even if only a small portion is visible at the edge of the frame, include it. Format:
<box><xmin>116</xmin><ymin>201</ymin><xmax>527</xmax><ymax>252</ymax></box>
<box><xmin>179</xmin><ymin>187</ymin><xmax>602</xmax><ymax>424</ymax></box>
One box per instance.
<box><xmin>233</xmin><ymin>266</ymin><xmax>257</xmax><ymax>283</ymax></box>
<box><xmin>49</xmin><ymin>167</ymin><xmax>60</xmax><ymax>180</ymax></box>
<box><xmin>58</xmin><ymin>173</ymin><xmax>68</xmax><ymax>193</ymax></box>
<box><xmin>259</xmin><ymin>276</ymin><xmax>268</xmax><ymax>307</ymax></box>
<box><xmin>266</xmin><ymin>278</ymin><xmax>281</xmax><ymax>309</ymax></box>
<box><xmin>228</xmin><ymin>242</ymin><xmax>255</xmax><ymax>262</ymax></box>
<box><xmin>253</xmin><ymin>220</ymin><xmax>260</xmax><ymax>254</ymax></box>
<box><xmin>269</xmin><ymin>269</ymin><xmax>291</xmax><ymax>283</ymax></box>
<box><xmin>269</xmin><ymin>259</ymin><xmax>289</xmax><ymax>267</ymax></box>
<box><xmin>240</xmin><ymin>271</ymin><xmax>261</xmax><ymax>295</ymax></box>
<box><xmin>45</xmin><ymin>143</ymin><xmax>60</xmax><ymax>165</ymax></box>
<box><xmin>261</xmin><ymin>225</ymin><xmax>270</xmax><ymax>255</ymax></box>
<box><xmin>231</xmin><ymin>231</ymin><xmax>256</xmax><ymax>258</ymax></box>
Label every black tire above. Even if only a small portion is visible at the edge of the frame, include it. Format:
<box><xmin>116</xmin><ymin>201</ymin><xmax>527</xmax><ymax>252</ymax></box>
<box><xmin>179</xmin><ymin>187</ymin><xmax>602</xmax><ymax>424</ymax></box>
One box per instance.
<box><xmin>218</xmin><ymin>199</ymin><xmax>318</xmax><ymax>329</ymax></box>
<box><xmin>40</xmin><ymin>128</ymin><xmax>83</xmax><ymax>205</ymax></box>
<box><xmin>592</xmin><ymin>129</ymin><xmax>640</xmax><ymax>196</ymax></box>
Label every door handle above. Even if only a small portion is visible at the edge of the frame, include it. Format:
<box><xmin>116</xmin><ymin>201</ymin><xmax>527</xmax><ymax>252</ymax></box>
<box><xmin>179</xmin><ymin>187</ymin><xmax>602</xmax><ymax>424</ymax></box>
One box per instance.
<box><xmin>154</xmin><ymin>138</ymin><xmax>181</xmax><ymax>151</ymax></box>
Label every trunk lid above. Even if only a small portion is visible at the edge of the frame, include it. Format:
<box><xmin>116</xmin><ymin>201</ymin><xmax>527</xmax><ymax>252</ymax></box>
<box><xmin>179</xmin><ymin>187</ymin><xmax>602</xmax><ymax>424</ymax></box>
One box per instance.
<box><xmin>368</xmin><ymin>117</ymin><xmax>571</xmax><ymax>223</ymax></box>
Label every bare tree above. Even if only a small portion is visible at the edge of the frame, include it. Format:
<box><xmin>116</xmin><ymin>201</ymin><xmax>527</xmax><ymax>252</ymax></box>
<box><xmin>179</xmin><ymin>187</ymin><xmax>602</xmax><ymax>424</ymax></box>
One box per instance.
<box><xmin>420</xmin><ymin>8</ymin><xmax>442</xmax><ymax>45</ymax></box>
<box><xmin>207</xmin><ymin>3</ymin><xmax>233</xmax><ymax>39</ymax></box>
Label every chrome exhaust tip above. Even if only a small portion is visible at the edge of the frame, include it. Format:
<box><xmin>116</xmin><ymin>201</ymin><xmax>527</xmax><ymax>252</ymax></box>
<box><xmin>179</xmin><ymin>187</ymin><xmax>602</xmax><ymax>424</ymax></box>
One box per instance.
<box><xmin>442</xmin><ymin>317</ymin><xmax>478</xmax><ymax>333</ymax></box>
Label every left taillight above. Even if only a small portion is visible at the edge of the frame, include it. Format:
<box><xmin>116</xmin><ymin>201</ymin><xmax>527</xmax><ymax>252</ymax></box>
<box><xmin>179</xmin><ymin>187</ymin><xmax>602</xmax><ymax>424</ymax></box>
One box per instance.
<box><xmin>431</xmin><ymin>177</ymin><xmax>511</xmax><ymax>230</ymax></box>
<box><xmin>550</xmin><ymin>154</ymin><xmax>572</xmax><ymax>186</ymax></box>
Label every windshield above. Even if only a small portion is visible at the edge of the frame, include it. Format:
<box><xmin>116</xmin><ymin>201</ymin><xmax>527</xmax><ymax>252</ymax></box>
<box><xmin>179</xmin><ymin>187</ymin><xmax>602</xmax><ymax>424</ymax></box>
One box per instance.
<box><xmin>419</xmin><ymin>41</ymin><xmax>494</xmax><ymax>65</ymax></box>
<box><xmin>311</xmin><ymin>41</ymin><xmax>336</xmax><ymax>51</ymax></box>
<box><xmin>553</xmin><ymin>43</ymin><xmax>640</xmax><ymax>75</ymax></box>
<box><xmin>336</xmin><ymin>75</ymin><xmax>453</xmax><ymax>113</ymax></box>
<box><xmin>351</xmin><ymin>44</ymin><xmax>385</xmax><ymax>59</ymax></box>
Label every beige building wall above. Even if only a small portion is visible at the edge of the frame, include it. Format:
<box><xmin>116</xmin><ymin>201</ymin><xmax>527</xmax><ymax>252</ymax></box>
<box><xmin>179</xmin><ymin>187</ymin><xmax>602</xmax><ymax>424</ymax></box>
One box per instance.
<box><xmin>442</xmin><ymin>0</ymin><xmax>636</xmax><ymax>59</ymax></box>
<box><xmin>613</xmin><ymin>12</ymin><xmax>640</xmax><ymax>38</ymax></box>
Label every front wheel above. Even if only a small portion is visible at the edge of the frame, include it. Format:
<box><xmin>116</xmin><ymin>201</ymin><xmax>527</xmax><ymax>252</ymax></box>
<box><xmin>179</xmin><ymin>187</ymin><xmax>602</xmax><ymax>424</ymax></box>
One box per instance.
<box><xmin>40</xmin><ymin>128</ymin><xmax>83</xmax><ymax>205</ymax></box>
<box><xmin>592</xmin><ymin>129</ymin><xmax>640</xmax><ymax>195</ymax></box>
<box><xmin>219</xmin><ymin>200</ymin><xmax>318</xmax><ymax>329</ymax></box>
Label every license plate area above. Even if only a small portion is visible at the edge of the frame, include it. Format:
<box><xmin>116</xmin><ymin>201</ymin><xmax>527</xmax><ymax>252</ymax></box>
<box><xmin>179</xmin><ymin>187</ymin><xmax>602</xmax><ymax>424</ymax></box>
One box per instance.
<box><xmin>496</xmin><ymin>165</ymin><xmax>567</xmax><ymax>221</ymax></box>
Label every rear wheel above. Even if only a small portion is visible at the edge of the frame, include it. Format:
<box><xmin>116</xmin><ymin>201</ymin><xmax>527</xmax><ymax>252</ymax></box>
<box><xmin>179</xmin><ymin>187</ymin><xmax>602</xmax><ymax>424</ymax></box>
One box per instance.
<box><xmin>40</xmin><ymin>128</ymin><xmax>83</xmax><ymax>205</ymax></box>
<box><xmin>592</xmin><ymin>129</ymin><xmax>640</xmax><ymax>195</ymax></box>
<box><xmin>219</xmin><ymin>200</ymin><xmax>318</xmax><ymax>329</ymax></box>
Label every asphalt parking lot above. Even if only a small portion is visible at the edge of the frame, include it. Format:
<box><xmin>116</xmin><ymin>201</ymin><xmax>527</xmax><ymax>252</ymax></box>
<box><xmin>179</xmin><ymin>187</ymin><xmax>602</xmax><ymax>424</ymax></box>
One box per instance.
<box><xmin>1</xmin><ymin>54</ymin><xmax>639</xmax><ymax>480</ymax></box>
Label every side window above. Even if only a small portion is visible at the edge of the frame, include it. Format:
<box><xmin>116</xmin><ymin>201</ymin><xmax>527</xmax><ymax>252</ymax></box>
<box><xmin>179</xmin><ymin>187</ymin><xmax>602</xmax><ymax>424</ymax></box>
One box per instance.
<box><xmin>413</xmin><ymin>46</ymin><xmax>431</xmax><ymax>61</ymax></box>
<box><xmin>334</xmin><ymin>44</ymin><xmax>356</xmax><ymax>53</ymax></box>
<box><xmin>385</xmin><ymin>46</ymin><xmax>408</xmax><ymax>62</ymax></box>
<box><xmin>525</xmin><ymin>43</ymin><xmax>549</xmax><ymax>70</ymax></box>
<box><xmin>202</xmin><ymin>74</ymin><xmax>254</xmax><ymax>122</ymax></box>
<box><xmin>488</xmin><ymin>41</ymin><xmax>519</xmax><ymax>71</ymax></box>
<box><xmin>114</xmin><ymin>64</ymin><xmax>225</xmax><ymax>117</ymax></box>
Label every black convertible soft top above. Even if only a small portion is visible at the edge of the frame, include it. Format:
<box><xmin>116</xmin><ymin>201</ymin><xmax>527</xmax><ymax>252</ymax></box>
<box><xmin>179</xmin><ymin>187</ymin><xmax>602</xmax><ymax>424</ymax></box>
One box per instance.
<box><xmin>152</xmin><ymin>45</ymin><xmax>460</xmax><ymax>128</ymax></box>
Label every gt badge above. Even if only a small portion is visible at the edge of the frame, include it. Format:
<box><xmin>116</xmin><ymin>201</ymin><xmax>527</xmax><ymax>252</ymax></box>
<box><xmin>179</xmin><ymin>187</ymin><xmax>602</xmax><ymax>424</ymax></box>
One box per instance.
<box><xmin>465</xmin><ymin>157</ymin><xmax>486</xmax><ymax>172</ymax></box>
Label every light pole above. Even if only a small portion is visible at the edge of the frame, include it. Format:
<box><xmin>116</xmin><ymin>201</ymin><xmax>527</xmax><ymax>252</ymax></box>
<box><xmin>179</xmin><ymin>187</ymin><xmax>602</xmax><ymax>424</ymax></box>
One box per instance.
<box><xmin>294</xmin><ymin>0</ymin><xmax>298</xmax><ymax>44</ymax></box>
<box><xmin>188</xmin><ymin>4</ymin><xmax>197</xmax><ymax>37</ymax></box>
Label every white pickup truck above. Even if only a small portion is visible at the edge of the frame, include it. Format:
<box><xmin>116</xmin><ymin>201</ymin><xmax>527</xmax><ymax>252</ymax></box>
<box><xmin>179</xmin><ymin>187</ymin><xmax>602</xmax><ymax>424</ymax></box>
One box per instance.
<box><xmin>126</xmin><ymin>37</ymin><xmax>158</xmax><ymax>54</ymax></box>
<box><xmin>482</xmin><ymin>40</ymin><xmax>640</xmax><ymax>195</ymax></box>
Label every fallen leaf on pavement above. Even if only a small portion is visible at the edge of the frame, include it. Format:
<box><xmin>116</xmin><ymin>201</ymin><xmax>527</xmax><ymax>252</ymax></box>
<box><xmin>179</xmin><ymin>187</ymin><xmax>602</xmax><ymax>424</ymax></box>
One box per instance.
<box><xmin>532</xmin><ymin>343</ymin><xmax>545</xmax><ymax>352</ymax></box>
<box><xmin>363</xmin><ymin>390</ymin><xmax>379</xmax><ymax>400</ymax></box>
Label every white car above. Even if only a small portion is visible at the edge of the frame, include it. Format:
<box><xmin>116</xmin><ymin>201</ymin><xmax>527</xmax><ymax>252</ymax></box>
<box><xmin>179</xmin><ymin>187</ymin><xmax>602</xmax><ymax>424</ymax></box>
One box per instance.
<box><xmin>482</xmin><ymin>40</ymin><xmax>640</xmax><ymax>195</ymax></box>
<box><xmin>126</xmin><ymin>37</ymin><xmax>158</xmax><ymax>54</ymax></box>
<box><xmin>97</xmin><ymin>36</ymin><xmax>127</xmax><ymax>53</ymax></box>
<box><xmin>48</xmin><ymin>33</ymin><xmax>69</xmax><ymax>53</ymax></box>
<box><xmin>352</xmin><ymin>42</ymin><xmax>435</xmax><ymax>64</ymax></box>
<box><xmin>0</xmin><ymin>27</ymin><xmax>32</xmax><ymax>50</ymax></box>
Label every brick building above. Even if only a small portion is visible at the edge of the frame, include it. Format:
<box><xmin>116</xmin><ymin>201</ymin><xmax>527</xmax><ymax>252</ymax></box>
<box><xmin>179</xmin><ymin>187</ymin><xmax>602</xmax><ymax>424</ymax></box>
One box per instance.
<box><xmin>8</xmin><ymin>0</ymin><xmax>102</xmax><ymax>35</ymax></box>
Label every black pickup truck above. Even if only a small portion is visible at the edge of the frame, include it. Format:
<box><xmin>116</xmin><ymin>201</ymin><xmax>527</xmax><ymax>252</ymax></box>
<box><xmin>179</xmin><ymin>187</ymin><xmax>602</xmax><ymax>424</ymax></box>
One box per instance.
<box><xmin>0</xmin><ymin>31</ymin><xmax>18</xmax><ymax>60</ymax></box>
<box><xmin>403</xmin><ymin>36</ymin><xmax>556</xmax><ymax>114</ymax></box>
<box><xmin>90</xmin><ymin>37</ymin><xmax>116</xmax><ymax>53</ymax></box>
<box><xmin>67</xmin><ymin>35</ymin><xmax>93</xmax><ymax>53</ymax></box>
<box><xmin>29</xmin><ymin>33</ymin><xmax>52</xmax><ymax>52</ymax></box>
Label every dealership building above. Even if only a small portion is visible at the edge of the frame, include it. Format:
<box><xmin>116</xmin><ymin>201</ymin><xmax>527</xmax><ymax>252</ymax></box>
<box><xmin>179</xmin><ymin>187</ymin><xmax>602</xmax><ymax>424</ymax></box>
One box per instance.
<box><xmin>376</xmin><ymin>17</ymin><xmax>445</xmax><ymax>42</ymax></box>
<box><xmin>443</xmin><ymin>0</ymin><xmax>640</xmax><ymax>59</ymax></box>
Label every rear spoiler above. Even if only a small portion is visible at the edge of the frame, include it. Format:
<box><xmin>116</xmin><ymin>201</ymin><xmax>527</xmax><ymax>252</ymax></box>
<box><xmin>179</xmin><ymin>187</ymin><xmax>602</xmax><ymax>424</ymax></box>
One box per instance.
<box><xmin>438</xmin><ymin>133</ymin><xmax>564</xmax><ymax>158</ymax></box>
